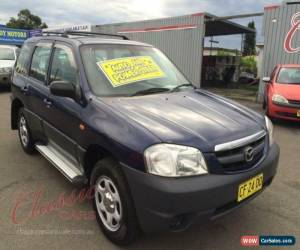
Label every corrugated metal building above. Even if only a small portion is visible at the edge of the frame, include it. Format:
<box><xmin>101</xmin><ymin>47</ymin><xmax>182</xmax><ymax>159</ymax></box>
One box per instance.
<box><xmin>259</xmin><ymin>0</ymin><xmax>300</xmax><ymax>100</ymax></box>
<box><xmin>92</xmin><ymin>13</ymin><xmax>253</xmax><ymax>87</ymax></box>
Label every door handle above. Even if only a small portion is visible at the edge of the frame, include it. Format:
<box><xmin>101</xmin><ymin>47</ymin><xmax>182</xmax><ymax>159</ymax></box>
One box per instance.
<box><xmin>43</xmin><ymin>98</ymin><xmax>53</xmax><ymax>108</ymax></box>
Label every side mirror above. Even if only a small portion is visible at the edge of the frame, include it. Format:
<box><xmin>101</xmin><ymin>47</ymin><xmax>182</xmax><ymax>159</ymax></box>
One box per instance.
<box><xmin>50</xmin><ymin>81</ymin><xmax>76</xmax><ymax>100</ymax></box>
<box><xmin>262</xmin><ymin>77</ymin><xmax>271</xmax><ymax>83</ymax></box>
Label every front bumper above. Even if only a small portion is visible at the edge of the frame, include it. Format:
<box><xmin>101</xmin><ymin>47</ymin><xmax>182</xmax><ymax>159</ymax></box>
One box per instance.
<box><xmin>122</xmin><ymin>143</ymin><xmax>280</xmax><ymax>233</ymax></box>
<box><xmin>269</xmin><ymin>101</ymin><xmax>300</xmax><ymax>121</ymax></box>
<box><xmin>0</xmin><ymin>73</ymin><xmax>11</xmax><ymax>85</ymax></box>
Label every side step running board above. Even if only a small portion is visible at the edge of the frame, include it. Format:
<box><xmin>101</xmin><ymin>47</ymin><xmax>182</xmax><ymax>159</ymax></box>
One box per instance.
<box><xmin>35</xmin><ymin>144</ymin><xmax>87</xmax><ymax>184</ymax></box>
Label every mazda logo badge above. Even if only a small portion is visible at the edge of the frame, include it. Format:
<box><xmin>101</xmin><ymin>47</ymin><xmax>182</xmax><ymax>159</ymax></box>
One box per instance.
<box><xmin>244</xmin><ymin>146</ymin><xmax>254</xmax><ymax>162</ymax></box>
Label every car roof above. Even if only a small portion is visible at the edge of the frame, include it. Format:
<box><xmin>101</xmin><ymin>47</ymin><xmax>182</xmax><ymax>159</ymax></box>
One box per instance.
<box><xmin>25</xmin><ymin>35</ymin><xmax>153</xmax><ymax>47</ymax></box>
<box><xmin>277</xmin><ymin>64</ymin><xmax>300</xmax><ymax>68</ymax></box>
<box><xmin>0</xmin><ymin>45</ymin><xmax>19</xmax><ymax>50</ymax></box>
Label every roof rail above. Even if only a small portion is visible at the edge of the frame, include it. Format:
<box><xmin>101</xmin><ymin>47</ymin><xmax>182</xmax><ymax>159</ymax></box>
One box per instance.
<box><xmin>63</xmin><ymin>31</ymin><xmax>129</xmax><ymax>40</ymax></box>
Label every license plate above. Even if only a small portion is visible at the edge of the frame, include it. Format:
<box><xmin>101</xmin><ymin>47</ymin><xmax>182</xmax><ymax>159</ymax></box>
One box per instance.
<box><xmin>237</xmin><ymin>174</ymin><xmax>263</xmax><ymax>202</ymax></box>
<box><xmin>297</xmin><ymin>110</ymin><xmax>300</xmax><ymax>117</ymax></box>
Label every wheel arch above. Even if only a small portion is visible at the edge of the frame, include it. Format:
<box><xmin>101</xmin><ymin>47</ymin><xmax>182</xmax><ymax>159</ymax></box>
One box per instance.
<box><xmin>83</xmin><ymin>144</ymin><xmax>114</xmax><ymax>180</ymax></box>
<box><xmin>11</xmin><ymin>98</ymin><xmax>24</xmax><ymax>130</ymax></box>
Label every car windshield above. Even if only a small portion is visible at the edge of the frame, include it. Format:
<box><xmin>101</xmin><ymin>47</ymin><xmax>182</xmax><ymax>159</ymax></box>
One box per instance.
<box><xmin>0</xmin><ymin>48</ymin><xmax>15</xmax><ymax>60</ymax></box>
<box><xmin>80</xmin><ymin>44</ymin><xmax>191</xmax><ymax>97</ymax></box>
<box><xmin>277</xmin><ymin>67</ymin><xmax>300</xmax><ymax>84</ymax></box>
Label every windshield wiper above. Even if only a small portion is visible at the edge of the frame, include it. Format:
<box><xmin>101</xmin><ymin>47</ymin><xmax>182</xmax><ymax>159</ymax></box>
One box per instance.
<box><xmin>131</xmin><ymin>87</ymin><xmax>170</xmax><ymax>96</ymax></box>
<box><xmin>170</xmin><ymin>83</ymin><xmax>195</xmax><ymax>92</ymax></box>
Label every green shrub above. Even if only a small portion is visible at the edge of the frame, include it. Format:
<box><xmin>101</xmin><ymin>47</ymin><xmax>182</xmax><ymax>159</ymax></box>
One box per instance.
<box><xmin>240</xmin><ymin>56</ymin><xmax>257</xmax><ymax>75</ymax></box>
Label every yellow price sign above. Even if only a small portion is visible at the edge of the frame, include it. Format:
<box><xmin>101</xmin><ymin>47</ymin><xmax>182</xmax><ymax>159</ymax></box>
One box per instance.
<box><xmin>97</xmin><ymin>56</ymin><xmax>165</xmax><ymax>87</ymax></box>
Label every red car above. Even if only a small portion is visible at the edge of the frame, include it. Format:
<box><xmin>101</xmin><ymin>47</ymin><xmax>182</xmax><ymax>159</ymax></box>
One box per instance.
<box><xmin>263</xmin><ymin>64</ymin><xmax>300</xmax><ymax>121</ymax></box>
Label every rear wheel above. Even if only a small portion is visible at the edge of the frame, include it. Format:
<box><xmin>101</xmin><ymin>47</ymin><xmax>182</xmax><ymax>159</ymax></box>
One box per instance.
<box><xmin>90</xmin><ymin>157</ymin><xmax>140</xmax><ymax>246</ymax></box>
<box><xmin>18</xmin><ymin>108</ymin><xmax>35</xmax><ymax>154</ymax></box>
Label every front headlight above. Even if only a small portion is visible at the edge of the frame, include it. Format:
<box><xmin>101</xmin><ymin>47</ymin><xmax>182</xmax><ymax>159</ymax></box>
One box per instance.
<box><xmin>0</xmin><ymin>67</ymin><xmax>12</xmax><ymax>74</ymax></box>
<box><xmin>265</xmin><ymin>116</ymin><xmax>274</xmax><ymax>146</ymax></box>
<box><xmin>144</xmin><ymin>144</ymin><xmax>208</xmax><ymax>177</ymax></box>
<box><xmin>272</xmin><ymin>94</ymin><xmax>288</xmax><ymax>104</ymax></box>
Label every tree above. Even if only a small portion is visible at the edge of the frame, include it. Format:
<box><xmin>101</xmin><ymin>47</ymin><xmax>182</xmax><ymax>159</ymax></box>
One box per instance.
<box><xmin>243</xmin><ymin>21</ymin><xmax>256</xmax><ymax>56</ymax></box>
<box><xmin>6</xmin><ymin>9</ymin><xmax>47</xmax><ymax>30</ymax></box>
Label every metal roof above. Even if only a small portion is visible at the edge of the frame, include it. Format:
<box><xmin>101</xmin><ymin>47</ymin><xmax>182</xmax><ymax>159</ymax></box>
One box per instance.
<box><xmin>94</xmin><ymin>12</ymin><xmax>255</xmax><ymax>37</ymax></box>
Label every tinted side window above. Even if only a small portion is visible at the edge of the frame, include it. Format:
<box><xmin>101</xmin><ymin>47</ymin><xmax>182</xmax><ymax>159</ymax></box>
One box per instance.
<box><xmin>15</xmin><ymin>43</ymin><xmax>34</xmax><ymax>75</ymax></box>
<box><xmin>30</xmin><ymin>45</ymin><xmax>52</xmax><ymax>82</ymax></box>
<box><xmin>50</xmin><ymin>45</ymin><xmax>78</xmax><ymax>84</ymax></box>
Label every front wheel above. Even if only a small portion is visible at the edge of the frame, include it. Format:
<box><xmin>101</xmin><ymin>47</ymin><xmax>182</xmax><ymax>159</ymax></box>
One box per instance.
<box><xmin>263</xmin><ymin>98</ymin><xmax>266</xmax><ymax>110</ymax></box>
<box><xmin>265</xmin><ymin>100</ymin><xmax>277</xmax><ymax>122</ymax></box>
<box><xmin>90</xmin><ymin>157</ymin><xmax>140</xmax><ymax>246</ymax></box>
<box><xmin>18</xmin><ymin>108</ymin><xmax>35</xmax><ymax>154</ymax></box>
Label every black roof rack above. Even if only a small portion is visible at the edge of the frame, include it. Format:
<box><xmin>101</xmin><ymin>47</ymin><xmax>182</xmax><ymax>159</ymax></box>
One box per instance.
<box><xmin>63</xmin><ymin>31</ymin><xmax>129</xmax><ymax>40</ymax></box>
<box><xmin>42</xmin><ymin>30</ymin><xmax>129</xmax><ymax>40</ymax></box>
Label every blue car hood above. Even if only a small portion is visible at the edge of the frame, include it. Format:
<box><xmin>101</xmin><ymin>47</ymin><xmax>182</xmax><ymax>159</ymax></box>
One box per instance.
<box><xmin>100</xmin><ymin>90</ymin><xmax>265</xmax><ymax>152</ymax></box>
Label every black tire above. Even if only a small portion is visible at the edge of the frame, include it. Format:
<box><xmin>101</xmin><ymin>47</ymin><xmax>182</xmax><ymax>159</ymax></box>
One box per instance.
<box><xmin>265</xmin><ymin>98</ymin><xmax>270</xmax><ymax>116</ymax></box>
<box><xmin>18</xmin><ymin>108</ymin><xmax>35</xmax><ymax>154</ymax></box>
<box><xmin>265</xmin><ymin>100</ymin><xmax>276</xmax><ymax>123</ymax></box>
<box><xmin>262</xmin><ymin>98</ymin><xmax>266</xmax><ymax>110</ymax></box>
<box><xmin>90</xmin><ymin>157</ymin><xmax>140</xmax><ymax>246</ymax></box>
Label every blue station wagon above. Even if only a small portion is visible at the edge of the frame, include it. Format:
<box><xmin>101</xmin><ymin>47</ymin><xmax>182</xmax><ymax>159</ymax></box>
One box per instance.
<box><xmin>10</xmin><ymin>31</ymin><xmax>280</xmax><ymax>245</ymax></box>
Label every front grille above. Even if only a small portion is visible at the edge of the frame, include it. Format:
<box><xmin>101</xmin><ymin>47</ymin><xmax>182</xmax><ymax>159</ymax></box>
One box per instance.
<box><xmin>215</xmin><ymin>136</ymin><xmax>266</xmax><ymax>173</ymax></box>
<box><xmin>276</xmin><ymin>111</ymin><xmax>300</xmax><ymax>119</ymax></box>
<box><xmin>288</xmin><ymin>99</ymin><xmax>300</xmax><ymax>106</ymax></box>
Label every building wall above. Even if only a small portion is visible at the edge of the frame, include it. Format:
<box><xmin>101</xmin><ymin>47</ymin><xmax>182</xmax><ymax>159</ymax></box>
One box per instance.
<box><xmin>256</xmin><ymin>45</ymin><xmax>264</xmax><ymax>79</ymax></box>
<box><xmin>203</xmin><ymin>48</ymin><xmax>239</xmax><ymax>56</ymax></box>
<box><xmin>259</xmin><ymin>1</ymin><xmax>300</xmax><ymax>100</ymax></box>
<box><xmin>202</xmin><ymin>56</ymin><xmax>241</xmax><ymax>84</ymax></box>
<box><xmin>43</xmin><ymin>24</ymin><xmax>91</xmax><ymax>33</ymax></box>
<box><xmin>92</xmin><ymin>14</ymin><xmax>205</xmax><ymax>87</ymax></box>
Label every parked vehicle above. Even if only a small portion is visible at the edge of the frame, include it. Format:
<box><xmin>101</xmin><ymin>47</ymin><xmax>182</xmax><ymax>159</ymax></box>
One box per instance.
<box><xmin>239</xmin><ymin>71</ymin><xmax>255</xmax><ymax>84</ymax></box>
<box><xmin>263</xmin><ymin>64</ymin><xmax>300</xmax><ymax>121</ymax></box>
<box><xmin>11</xmin><ymin>32</ymin><xmax>279</xmax><ymax>245</ymax></box>
<box><xmin>0</xmin><ymin>45</ymin><xmax>19</xmax><ymax>85</ymax></box>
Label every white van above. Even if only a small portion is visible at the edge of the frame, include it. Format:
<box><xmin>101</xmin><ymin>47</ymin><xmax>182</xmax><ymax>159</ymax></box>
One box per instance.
<box><xmin>0</xmin><ymin>45</ymin><xmax>19</xmax><ymax>85</ymax></box>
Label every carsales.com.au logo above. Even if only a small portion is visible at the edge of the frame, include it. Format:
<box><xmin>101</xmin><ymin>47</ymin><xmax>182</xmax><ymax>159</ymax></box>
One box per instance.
<box><xmin>241</xmin><ymin>235</ymin><xmax>296</xmax><ymax>247</ymax></box>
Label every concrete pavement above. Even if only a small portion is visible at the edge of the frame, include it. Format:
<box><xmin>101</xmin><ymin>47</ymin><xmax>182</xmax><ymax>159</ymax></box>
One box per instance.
<box><xmin>0</xmin><ymin>89</ymin><xmax>299</xmax><ymax>250</ymax></box>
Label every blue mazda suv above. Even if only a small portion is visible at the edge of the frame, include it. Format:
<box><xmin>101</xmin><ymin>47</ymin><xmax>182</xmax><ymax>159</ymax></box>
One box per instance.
<box><xmin>10</xmin><ymin>31</ymin><xmax>280</xmax><ymax>245</ymax></box>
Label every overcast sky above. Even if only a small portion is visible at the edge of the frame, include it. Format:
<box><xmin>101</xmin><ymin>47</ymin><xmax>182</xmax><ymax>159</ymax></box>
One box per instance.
<box><xmin>0</xmin><ymin>0</ymin><xmax>282</xmax><ymax>49</ymax></box>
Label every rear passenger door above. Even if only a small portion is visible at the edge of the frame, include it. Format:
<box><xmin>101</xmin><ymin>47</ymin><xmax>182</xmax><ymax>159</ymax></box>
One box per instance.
<box><xmin>26</xmin><ymin>42</ymin><xmax>53</xmax><ymax>142</ymax></box>
<box><xmin>44</xmin><ymin>42</ymin><xmax>83</xmax><ymax>166</ymax></box>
